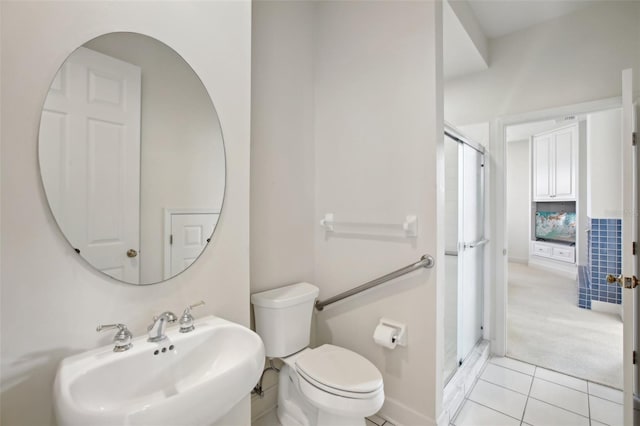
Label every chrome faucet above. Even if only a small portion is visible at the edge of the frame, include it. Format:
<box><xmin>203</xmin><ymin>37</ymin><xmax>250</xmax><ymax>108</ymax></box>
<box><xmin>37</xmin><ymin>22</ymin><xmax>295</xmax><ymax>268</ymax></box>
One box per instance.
<box><xmin>179</xmin><ymin>300</ymin><xmax>205</xmax><ymax>333</ymax></box>
<box><xmin>97</xmin><ymin>323</ymin><xmax>133</xmax><ymax>352</ymax></box>
<box><xmin>147</xmin><ymin>311</ymin><xmax>177</xmax><ymax>342</ymax></box>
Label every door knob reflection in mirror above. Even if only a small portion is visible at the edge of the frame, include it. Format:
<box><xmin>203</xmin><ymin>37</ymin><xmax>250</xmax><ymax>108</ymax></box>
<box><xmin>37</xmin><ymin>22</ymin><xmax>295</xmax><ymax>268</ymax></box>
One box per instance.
<box><xmin>127</xmin><ymin>249</ymin><xmax>138</xmax><ymax>258</ymax></box>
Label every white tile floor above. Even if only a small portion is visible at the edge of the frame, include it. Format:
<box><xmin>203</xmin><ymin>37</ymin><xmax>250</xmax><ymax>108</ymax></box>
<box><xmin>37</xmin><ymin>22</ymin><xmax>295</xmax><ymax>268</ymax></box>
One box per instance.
<box><xmin>366</xmin><ymin>413</ymin><xmax>395</xmax><ymax>426</ymax></box>
<box><xmin>452</xmin><ymin>357</ymin><xmax>624</xmax><ymax>426</ymax></box>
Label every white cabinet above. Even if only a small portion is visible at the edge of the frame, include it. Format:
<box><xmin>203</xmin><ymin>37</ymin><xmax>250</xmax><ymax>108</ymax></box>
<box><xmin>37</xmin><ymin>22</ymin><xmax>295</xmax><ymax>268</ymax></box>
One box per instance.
<box><xmin>532</xmin><ymin>124</ymin><xmax>577</xmax><ymax>201</ymax></box>
<box><xmin>531</xmin><ymin>241</ymin><xmax>575</xmax><ymax>264</ymax></box>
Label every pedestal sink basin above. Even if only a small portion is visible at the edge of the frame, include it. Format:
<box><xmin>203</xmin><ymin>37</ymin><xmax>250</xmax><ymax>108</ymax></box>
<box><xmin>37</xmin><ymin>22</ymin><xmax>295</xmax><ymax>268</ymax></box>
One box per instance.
<box><xmin>53</xmin><ymin>316</ymin><xmax>265</xmax><ymax>426</ymax></box>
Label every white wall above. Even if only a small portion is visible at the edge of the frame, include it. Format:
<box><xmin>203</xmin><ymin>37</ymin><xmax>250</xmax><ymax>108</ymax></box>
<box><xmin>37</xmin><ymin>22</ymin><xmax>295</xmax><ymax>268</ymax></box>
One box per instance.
<box><xmin>250</xmin><ymin>1</ymin><xmax>315</xmax><ymax>295</ymax></box>
<box><xmin>445</xmin><ymin>1</ymin><xmax>640</xmax><ymax>126</ymax></box>
<box><xmin>506</xmin><ymin>140</ymin><xmax>530</xmax><ymax>263</ymax></box>
<box><xmin>312</xmin><ymin>2</ymin><xmax>443</xmax><ymax>425</ymax></box>
<box><xmin>458</xmin><ymin>122</ymin><xmax>490</xmax><ymax>148</ymax></box>
<box><xmin>250</xmin><ymin>1</ymin><xmax>316</xmax><ymax>419</ymax></box>
<box><xmin>0</xmin><ymin>2</ymin><xmax>251</xmax><ymax>425</ymax></box>
<box><xmin>85</xmin><ymin>33</ymin><xmax>226</xmax><ymax>284</ymax></box>
<box><xmin>587</xmin><ymin>108</ymin><xmax>623</xmax><ymax>219</ymax></box>
<box><xmin>251</xmin><ymin>2</ymin><xmax>444</xmax><ymax>424</ymax></box>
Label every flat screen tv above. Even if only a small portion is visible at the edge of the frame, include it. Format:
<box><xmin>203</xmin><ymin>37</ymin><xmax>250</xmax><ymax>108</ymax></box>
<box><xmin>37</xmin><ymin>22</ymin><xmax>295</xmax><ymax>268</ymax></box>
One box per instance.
<box><xmin>535</xmin><ymin>211</ymin><xmax>576</xmax><ymax>243</ymax></box>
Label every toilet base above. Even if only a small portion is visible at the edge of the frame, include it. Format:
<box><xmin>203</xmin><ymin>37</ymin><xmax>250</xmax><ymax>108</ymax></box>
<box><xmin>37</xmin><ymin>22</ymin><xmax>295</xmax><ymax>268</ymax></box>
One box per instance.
<box><xmin>276</xmin><ymin>365</ymin><xmax>369</xmax><ymax>426</ymax></box>
<box><xmin>316</xmin><ymin>410</ymin><xmax>366</xmax><ymax>426</ymax></box>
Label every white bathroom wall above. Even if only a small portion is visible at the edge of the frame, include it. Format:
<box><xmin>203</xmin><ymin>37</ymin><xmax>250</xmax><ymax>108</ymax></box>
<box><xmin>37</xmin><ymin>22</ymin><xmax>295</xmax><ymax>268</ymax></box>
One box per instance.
<box><xmin>587</xmin><ymin>108</ymin><xmax>623</xmax><ymax>219</ymax></box>
<box><xmin>457</xmin><ymin>122</ymin><xmax>490</xmax><ymax>148</ymax></box>
<box><xmin>506</xmin><ymin>140</ymin><xmax>530</xmax><ymax>263</ymax></box>
<box><xmin>445</xmin><ymin>1</ymin><xmax>640</xmax><ymax>125</ymax></box>
<box><xmin>0</xmin><ymin>2</ymin><xmax>251</xmax><ymax>425</ymax></box>
<box><xmin>312</xmin><ymin>2</ymin><xmax>443</xmax><ymax>425</ymax></box>
<box><xmin>249</xmin><ymin>1</ymin><xmax>316</xmax><ymax>419</ymax></box>
<box><xmin>85</xmin><ymin>34</ymin><xmax>226</xmax><ymax>284</ymax></box>
<box><xmin>250</xmin><ymin>0</ymin><xmax>315</xmax><ymax>295</ymax></box>
<box><xmin>249</xmin><ymin>3</ymin><xmax>444</xmax><ymax>424</ymax></box>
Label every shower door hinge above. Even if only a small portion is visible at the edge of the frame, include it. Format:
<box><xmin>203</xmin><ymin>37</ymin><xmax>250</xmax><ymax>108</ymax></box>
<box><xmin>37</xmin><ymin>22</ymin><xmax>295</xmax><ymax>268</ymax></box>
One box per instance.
<box><xmin>169</xmin><ymin>234</ymin><xmax>173</xmax><ymax>245</ymax></box>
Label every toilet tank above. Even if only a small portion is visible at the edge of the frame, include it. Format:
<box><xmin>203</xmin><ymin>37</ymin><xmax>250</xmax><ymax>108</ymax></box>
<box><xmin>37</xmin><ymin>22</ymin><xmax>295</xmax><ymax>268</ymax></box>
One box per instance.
<box><xmin>251</xmin><ymin>282</ymin><xmax>319</xmax><ymax>358</ymax></box>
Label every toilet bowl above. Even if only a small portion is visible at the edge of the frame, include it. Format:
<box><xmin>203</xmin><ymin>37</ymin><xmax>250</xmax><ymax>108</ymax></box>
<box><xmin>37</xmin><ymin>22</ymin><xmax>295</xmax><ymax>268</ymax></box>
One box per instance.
<box><xmin>251</xmin><ymin>283</ymin><xmax>385</xmax><ymax>426</ymax></box>
<box><xmin>278</xmin><ymin>345</ymin><xmax>384</xmax><ymax>426</ymax></box>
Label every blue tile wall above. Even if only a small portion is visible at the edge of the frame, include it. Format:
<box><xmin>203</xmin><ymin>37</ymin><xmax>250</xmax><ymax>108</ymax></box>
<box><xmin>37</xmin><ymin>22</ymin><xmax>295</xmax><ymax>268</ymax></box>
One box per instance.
<box><xmin>578</xmin><ymin>265</ymin><xmax>591</xmax><ymax>309</ymax></box>
<box><xmin>589</xmin><ymin>218</ymin><xmax>622</xmax><ymax>305</ymax></box>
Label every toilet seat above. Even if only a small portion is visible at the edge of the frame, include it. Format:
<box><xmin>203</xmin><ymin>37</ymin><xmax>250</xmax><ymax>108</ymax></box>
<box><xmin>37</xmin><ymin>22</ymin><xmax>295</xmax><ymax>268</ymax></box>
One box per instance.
<box><xmin>295</xmin><ymin>345</ymin><xmax>383</xmax><ymax>399</ymax></box>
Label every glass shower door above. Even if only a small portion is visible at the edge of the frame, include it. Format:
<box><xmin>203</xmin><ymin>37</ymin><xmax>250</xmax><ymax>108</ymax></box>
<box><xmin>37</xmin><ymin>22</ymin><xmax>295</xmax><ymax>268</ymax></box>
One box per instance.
<box><xmin>458</xmin><ymin>143</ymin><xmax>485</xmax><ymax>362</ymax></box>
<box><xmin>443</xmin><ymin>135</ymin><xmax>460</xmax><ymax>385</ymax></box>
<box><xmin>443</xmin><ymin>131</ymin><xmax>485</xmax><ymax>385</ymax></box>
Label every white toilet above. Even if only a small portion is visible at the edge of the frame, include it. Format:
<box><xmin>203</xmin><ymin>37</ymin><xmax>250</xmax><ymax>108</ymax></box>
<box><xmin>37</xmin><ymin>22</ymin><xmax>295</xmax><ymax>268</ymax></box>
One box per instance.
<box><xmin>251</xmin><ymin>282</ymin><xmax>385</xmax><ymax>426</ymax></box>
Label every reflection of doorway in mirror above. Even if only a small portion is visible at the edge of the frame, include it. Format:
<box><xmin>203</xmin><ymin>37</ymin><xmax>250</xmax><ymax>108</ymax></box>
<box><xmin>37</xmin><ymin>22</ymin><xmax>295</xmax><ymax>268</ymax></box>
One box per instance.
<box><xmin>40</xmin><ymin>47</ymin><xmax>141</xmax><ymax>283</ymax></box>
<box><xmin>163</xmin><ymin>210</ymin><xmax>220</xmax><ymax>280</ymax></box>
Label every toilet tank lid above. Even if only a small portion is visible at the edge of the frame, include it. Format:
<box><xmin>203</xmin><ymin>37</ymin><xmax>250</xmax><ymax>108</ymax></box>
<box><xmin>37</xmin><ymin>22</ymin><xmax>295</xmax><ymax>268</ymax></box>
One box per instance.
<box><xmin>251</xmin><ymin>282</ymin><xmax>319</xmax><ymax>308</ymax></box>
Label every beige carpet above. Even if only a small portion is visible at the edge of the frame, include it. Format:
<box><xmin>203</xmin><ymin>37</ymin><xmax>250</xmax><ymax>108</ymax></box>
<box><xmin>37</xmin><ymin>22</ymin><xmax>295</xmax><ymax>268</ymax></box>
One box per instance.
<box><xmin>507</xmin><ymin>262</ymin><xmax>623</xmax><ymax>389</ymax></box>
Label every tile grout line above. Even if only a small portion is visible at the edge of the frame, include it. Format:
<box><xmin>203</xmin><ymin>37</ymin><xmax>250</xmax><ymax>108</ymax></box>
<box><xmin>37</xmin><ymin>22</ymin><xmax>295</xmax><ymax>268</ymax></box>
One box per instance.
<box><xmin>474</xmin><ymin>377</ymin><xmax>531</xmax><ymax>397</ymax></box>
<box><xmin>527</xmin><ymin>395</ymin><xmax>591</xmax><ymax>420</ymax></box>
<box><xmin>461</xmin><ymin>398</ymin><xmax>524</xmax><ymax>424</ymax></box>
<box><xmin>533</xmin><ymin>375</ymin><xmax>589</xmax><ymax>395</ymax></box>
<box><xmin>520</xmin><ymin>365</ymin><xmax>537</xmax><ymax>425</ymax></box>
<box><xmin>489</xmin><ymin>358</ymin><xmax>536</xmax><ymax>377</ymax></box>
<box><xmin>587</xmin><ymin>381</ymin><xmax>592</xmax><ymax>426</ymax></box>
<box><xmin>586</xmin><ymin>380</ymin><xmax>625</xmax><ymax>405</ymax></box>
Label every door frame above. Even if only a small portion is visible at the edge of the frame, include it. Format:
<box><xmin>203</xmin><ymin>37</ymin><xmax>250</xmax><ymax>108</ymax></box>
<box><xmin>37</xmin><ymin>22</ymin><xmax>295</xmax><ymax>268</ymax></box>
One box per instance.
<box><xmin>163</xmin><ymin>207</ymin><xmax>220</xmax><ymax>279</ymax></box>
<box><xmin>491</xmin><ymin>95</ymin><xmax>622</xmax><ymax>356</ymax></box>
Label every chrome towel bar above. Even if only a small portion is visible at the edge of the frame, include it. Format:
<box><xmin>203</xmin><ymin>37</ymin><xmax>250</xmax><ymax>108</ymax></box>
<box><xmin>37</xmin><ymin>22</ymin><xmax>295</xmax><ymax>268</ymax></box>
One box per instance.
<box><xmin>314</xmin><ymin>254</ymin><xmax>435</xmax><ymax>311</ymax></box>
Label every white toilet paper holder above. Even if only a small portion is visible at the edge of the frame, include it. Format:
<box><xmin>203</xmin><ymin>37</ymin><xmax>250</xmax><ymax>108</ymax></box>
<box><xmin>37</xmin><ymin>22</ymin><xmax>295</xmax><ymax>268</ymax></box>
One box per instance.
<box><xmin>378</xmin><ymin>318</ymin><xmax>407</xmax><ymax>346</ymax></box>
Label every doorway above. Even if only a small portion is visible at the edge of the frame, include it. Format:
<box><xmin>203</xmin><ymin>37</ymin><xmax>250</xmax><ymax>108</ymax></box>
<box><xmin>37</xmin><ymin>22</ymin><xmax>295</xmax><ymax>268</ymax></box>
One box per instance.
<box><xmin>502</xmin><ymin>107</ymin><xmax>624</xmax><ymax>389</ymax></box>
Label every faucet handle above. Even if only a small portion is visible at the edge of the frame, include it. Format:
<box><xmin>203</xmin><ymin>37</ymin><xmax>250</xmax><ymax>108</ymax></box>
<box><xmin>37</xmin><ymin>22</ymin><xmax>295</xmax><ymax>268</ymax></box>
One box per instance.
<box><xmin>97</xmin><ymin>323</ymin><xmax>133</xmax><ymax>352</ymax></box>
<box><xmin>179</xmin><ymin>300</ymin><xmax>205</xmax><ymax>333</ymax></box>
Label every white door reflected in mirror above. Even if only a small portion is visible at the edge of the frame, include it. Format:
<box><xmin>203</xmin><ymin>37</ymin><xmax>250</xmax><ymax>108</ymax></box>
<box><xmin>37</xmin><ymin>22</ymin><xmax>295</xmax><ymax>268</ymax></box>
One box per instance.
<box><xmin>38</xmin><ymin>32</ymin><xmax>226</xmax><ymax>285</ymax></box>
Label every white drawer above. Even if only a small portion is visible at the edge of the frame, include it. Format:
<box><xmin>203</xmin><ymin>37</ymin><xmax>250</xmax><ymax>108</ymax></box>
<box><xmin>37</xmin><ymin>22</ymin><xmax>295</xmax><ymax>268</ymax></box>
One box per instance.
<box><xmin>532</xmin><ymin>243</ymin><xmax>552</xmax><ymax>257</ymax></box>
<box><xmin>552</xmin><ymin>247</ymin><xmax>575</xmax><ymax>263</ymax></box>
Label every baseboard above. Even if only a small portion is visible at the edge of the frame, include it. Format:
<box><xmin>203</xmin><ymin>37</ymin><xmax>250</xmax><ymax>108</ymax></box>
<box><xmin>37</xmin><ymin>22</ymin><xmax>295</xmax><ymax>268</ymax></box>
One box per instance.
<box><xmin>591</xmin><ymin>300</ymin><xmax>622</xmax><ymax>317</ymax></box>
<box><xmin>508</xmin><ymin>257</ymin><xmax>528</xmax><ymax>264</ymax></box>
<box><xmin>380</xmin><ymin>397</ymin><xmax>435</xmax><ymax>426</ymax></box>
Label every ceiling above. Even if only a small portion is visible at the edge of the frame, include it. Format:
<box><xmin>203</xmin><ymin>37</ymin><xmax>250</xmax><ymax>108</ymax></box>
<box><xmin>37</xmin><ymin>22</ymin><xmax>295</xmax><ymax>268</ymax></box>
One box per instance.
<box><xmin>465</xmin><ymin>0</ymin><xmax>594</xmax><ymax>39</ymax></box>
<box><xmin>443</xmin><ymin>0</ymin><xmax>489</xmax><ymax>79</ymax></box>
<box><xmin>444</xmin><ymin>0</ymin><xmax>595</xmax><ymax>79</ymax></box>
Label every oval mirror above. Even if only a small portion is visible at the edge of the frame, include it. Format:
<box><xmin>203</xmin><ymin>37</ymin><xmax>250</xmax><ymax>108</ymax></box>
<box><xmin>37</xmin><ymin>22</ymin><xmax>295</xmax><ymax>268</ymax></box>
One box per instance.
<box><xmin>38</xmin><ymin>33</ymin><xmax>226</xmax><ymax>285</ymax></box>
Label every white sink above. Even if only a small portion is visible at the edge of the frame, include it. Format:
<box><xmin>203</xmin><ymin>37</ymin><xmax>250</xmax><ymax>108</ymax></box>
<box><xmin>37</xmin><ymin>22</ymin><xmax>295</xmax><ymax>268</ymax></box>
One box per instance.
<box><xmin>54</xmin><ymin>315</ymin><xmax>265</xmax><ymax>426</ymax></box>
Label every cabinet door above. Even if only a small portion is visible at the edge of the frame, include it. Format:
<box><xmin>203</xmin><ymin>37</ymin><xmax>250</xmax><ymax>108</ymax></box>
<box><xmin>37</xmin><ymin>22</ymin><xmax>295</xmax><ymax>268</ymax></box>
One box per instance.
<box><xmin>532</xmin><ymin>134</ymin><xmax>553</xmax><ymax>200</ymax></box>
<box><xmin>553</xmin><ymin>126</ymin><xmax>577</xmax><ymax>200</ymax></box>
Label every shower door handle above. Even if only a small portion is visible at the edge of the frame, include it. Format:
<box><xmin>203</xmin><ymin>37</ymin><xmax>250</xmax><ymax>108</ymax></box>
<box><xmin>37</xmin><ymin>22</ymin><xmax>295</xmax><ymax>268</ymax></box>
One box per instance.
<box><xmin>465</xmin><ymin>239</ymin><xmax>489</xmax><ymax>249</ymax></box>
